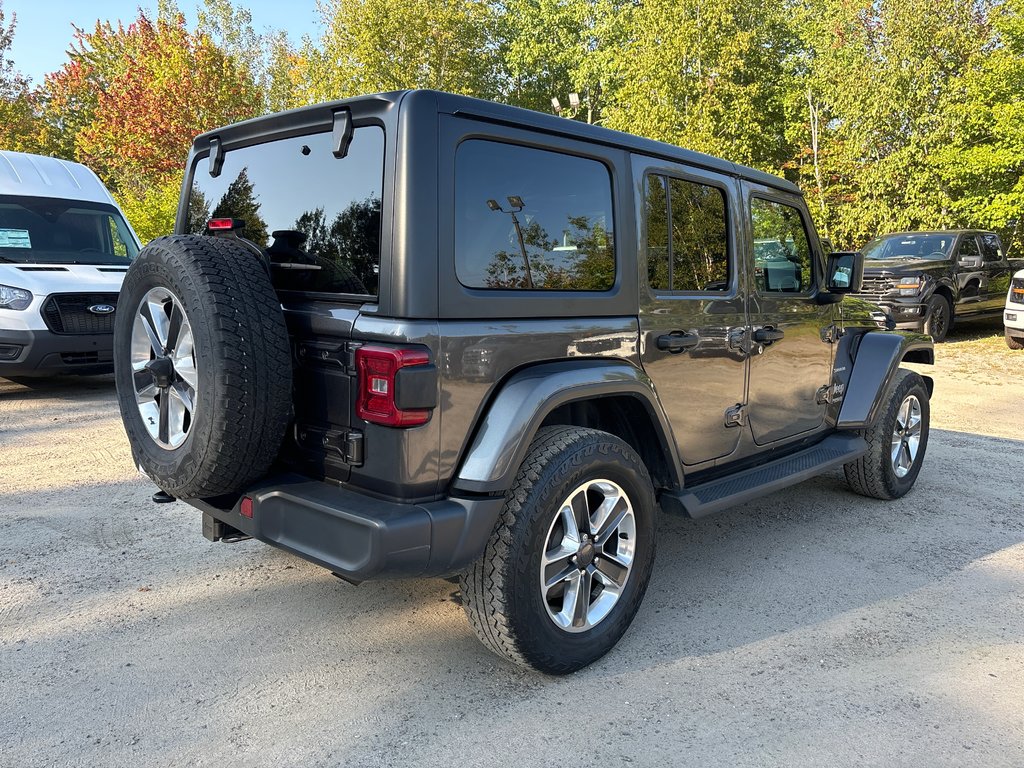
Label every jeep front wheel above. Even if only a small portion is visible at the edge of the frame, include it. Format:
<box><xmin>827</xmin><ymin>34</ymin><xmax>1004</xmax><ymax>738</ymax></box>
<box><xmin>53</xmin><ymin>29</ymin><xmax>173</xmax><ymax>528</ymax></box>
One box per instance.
<box><xmin>843</xmin><ymin>368</ymin><xmax>930</xmax><ymax>500</ymax></box>
<box><xmin>460</xmin><ymin>426</ymin><xmax>656</xmax><ymax>674</ymax></box>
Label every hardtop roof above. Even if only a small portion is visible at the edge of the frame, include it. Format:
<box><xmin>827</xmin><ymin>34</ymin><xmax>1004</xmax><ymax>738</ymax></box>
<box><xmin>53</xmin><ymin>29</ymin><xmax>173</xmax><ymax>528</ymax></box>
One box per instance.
<box><xmin>192</xmin><ymin>89</ymin><xmax>801</xmax><ymax>195</ymax></box>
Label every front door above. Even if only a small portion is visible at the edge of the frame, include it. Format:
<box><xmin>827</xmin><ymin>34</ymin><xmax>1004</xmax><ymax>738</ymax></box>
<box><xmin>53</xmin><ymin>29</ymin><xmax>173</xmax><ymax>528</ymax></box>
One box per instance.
<box><xmin>744</xmin><ymin>186</ymin><xmax>834</xmax><ymax>445</ymax></box>
<box><xmin>635</xmin><ymin>160</ymin><xmax>748</xmax><ymax>467</ymax></box>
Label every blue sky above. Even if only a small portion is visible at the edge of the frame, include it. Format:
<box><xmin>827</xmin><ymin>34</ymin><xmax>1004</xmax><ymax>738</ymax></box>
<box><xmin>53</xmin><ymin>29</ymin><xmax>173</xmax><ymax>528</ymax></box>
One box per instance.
<box><xmin>5</xmin><ymin>0</ymin><xmax>323</xmax><ymax>84</ymax></box>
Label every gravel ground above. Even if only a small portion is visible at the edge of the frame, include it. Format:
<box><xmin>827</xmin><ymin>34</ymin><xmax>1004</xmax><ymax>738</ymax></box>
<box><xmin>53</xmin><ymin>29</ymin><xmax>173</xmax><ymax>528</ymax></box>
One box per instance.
<box><xmin>1</xmin><ymin>321</ymin><xmax>1022</xmax><ymax>768</ymax></box>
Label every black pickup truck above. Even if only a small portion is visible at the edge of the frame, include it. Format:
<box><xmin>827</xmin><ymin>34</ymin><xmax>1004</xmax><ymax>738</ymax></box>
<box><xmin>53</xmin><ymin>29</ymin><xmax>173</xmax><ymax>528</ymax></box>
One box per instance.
<box><xmin>853</xmin><ymin>230</ymin><xmax>1014</xmax><ymax>341</ymax></box>
<box><xmin>113</xmin><ymin>90</ymin><xmax>934</xmax><ymax>674</ymax></box>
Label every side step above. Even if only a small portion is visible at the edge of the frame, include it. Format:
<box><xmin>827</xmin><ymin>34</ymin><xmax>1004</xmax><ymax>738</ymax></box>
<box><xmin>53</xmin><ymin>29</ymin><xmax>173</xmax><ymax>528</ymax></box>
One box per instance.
<box><xmin>662</xmin><ymin>433</ymin><xmax>868</xmax><ymax>519</ymax></box>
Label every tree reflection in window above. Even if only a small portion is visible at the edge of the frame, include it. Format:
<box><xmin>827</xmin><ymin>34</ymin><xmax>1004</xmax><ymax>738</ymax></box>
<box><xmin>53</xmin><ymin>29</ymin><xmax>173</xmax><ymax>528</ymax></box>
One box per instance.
<box><xmin>455</xmin><ymin>140</ymin><xmax>615</xmax><ymax>291</ymax></box>
<box><xmin>645</xmin><ymin>174</ymin><xmax>729</xmax><ymax>293</ymax></box>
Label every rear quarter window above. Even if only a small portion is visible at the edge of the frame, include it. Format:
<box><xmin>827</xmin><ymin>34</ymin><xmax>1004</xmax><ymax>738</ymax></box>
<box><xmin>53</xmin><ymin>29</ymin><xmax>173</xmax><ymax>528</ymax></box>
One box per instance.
<box><xmin>454</xmin><ymin>140</ymin><xmax>615</xmax><ymax>291</ymax></box>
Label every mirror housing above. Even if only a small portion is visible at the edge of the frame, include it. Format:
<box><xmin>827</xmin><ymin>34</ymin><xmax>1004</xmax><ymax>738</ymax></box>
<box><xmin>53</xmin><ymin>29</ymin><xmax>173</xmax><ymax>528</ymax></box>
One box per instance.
<box><xmin>825</xmin><ymin>250</ymin><xmax>864</xmax><ymax>294</ymax></box>
<box><xmin>958</xmin><ymin>254</ymin><xmax>983</xmax><ymax>269</ymax></box>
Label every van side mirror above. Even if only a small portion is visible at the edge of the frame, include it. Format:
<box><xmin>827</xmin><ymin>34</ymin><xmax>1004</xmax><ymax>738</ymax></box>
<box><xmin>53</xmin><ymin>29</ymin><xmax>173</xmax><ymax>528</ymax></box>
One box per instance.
<box><xmin>826</xmin><ymin>251</ymin><xmax>863</xmax><ymax>293</ymax></box>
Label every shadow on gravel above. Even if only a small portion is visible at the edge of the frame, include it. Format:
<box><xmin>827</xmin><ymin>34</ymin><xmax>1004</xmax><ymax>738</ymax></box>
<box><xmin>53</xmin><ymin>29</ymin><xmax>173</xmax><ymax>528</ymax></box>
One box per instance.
<box><xmin>3</xmin><ymin>427</ymin><xmax>1023</xmax><ymax>765</ymax></box>
<box><xmin>0</xmin><ymin>373</ymin><xmax>117</xmax><ymax>399</ymax></box>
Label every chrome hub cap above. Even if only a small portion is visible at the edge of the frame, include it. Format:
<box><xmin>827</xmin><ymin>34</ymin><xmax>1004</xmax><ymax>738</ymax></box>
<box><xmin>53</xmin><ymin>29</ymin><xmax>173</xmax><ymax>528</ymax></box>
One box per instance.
<box><xmin>540</xmin><ymin>479</ymin><xmax>636</xmax><ymax>633</ymax></box>
<box><xmin>891</xmin><ymin>394</ymin><xmax>922</xmax><ymax>478</ymax></box>
<box><xmin>130</xmin><ymin>287</ymin><xmax>197</xmax><ymax>449</ymax></box>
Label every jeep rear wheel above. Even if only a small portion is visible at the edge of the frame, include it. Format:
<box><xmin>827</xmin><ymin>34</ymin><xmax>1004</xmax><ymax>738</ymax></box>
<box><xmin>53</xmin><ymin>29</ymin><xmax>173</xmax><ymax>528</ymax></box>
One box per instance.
<box><xmin>843</xmin><ymin>368</ymin><xmax>930</xmax><ymax>500</ymax></box>
<box><xmin>460</xmin><ymin>426</ymin><xmax>656</xmax><ymax>674</ymax></box>
<box><xmin>113</xmin><ymin>235</ymin><xmax>292</xmax><ymax>499</ymax></box>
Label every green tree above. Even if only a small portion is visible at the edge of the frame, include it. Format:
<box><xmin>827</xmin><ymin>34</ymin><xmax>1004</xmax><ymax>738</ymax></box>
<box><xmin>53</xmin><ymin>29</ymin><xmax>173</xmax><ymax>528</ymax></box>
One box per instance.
<box><xmin>211</xmin><ymin>167</ymin><xmax>269</xmax><ymax>246</ymax></box>
<box><xmin>599</xmin><ymin>0</ymin><xmax>799</xmax><ymax>169</ymax></box>
<box><xmin>295</xmin><ymin>0</ymin><xmax>501</xmax><ymax>103</ymax></box>
<box><xmin>0</xmin><ymin>2</ymin><xmax>41</xmax><ymax>153</ymax></box>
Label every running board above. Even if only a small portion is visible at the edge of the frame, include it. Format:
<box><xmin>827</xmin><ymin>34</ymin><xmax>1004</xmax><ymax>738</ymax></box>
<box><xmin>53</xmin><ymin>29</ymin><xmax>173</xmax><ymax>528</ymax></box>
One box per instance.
<box><xmin>662</xmin><ymin>433</ymin><xmax>868</xmax><ymax>519</ymax></box>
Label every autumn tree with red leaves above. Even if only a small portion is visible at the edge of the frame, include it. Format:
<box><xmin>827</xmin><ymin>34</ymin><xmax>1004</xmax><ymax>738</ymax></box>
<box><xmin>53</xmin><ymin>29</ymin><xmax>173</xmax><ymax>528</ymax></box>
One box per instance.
<box><xmin>39</xmin><ymin>9</ymin><xmax>261</xmax><ymax>240</ymax></box>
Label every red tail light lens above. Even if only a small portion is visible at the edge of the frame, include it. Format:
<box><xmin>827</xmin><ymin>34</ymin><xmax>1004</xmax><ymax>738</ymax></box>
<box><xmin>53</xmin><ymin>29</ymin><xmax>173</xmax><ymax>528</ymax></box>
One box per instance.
<box><xmin>240</xmin><ymin>496</ymin><xmax>254</xmax><ymax>518</ymax></box>
<box><xmin>207</xmin><ymin>218</ymin><xmax>238</xmax><ymax>231</ymax></box>
<box><xmin>355</xmin><ymin>345</ymin><xmax>432</xmax><ymax>427</ymax></box>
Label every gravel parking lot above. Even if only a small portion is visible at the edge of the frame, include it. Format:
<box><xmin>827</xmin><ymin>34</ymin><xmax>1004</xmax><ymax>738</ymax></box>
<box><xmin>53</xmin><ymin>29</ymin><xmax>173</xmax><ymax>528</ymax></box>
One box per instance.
<box><xmin>2</xmin><ymin>321</ymin><xmax>1022</xmax><ymax>768</ymax></box>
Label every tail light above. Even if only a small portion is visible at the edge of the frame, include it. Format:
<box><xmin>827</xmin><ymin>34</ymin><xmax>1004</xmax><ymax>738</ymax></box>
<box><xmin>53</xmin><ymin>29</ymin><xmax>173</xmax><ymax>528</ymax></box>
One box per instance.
<box><xmin>355</xmin><ymin>345</ymin><xmax>435</xmax><ymax>427</ymax></box>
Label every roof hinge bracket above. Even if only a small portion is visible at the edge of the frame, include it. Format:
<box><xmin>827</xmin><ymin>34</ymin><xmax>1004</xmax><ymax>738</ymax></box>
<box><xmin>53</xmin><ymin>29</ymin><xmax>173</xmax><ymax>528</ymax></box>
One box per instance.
<box><xmin>209</xmin><ymin>137</ymin><xmax>225</xmax><ymax>178</ymax></box>
<box><xmin>332</xmin><ymin>108</ymin><xmax>354</xmax><ymax>159</ymax></box>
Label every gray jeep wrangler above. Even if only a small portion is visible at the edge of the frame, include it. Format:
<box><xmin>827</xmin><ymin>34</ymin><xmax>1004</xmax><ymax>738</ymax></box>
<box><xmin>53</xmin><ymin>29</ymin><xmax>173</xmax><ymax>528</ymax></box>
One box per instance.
<box><xmin>114</xmin><ymin>90</ymin><xmax>934</xmax><ymax>674</ymax></box>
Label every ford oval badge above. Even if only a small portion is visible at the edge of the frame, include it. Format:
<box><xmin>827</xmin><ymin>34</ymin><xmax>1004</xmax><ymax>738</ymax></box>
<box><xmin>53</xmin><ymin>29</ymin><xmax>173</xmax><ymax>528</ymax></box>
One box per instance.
<box><xmin>88</xmin><ymin>304</ymin><xmax>116</xmax><ymax>315</ymax></box>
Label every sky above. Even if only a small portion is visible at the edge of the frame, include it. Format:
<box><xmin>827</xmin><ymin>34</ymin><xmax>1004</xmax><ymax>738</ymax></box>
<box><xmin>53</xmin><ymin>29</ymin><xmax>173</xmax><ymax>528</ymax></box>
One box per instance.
<box><xmin>5</xmin><ymin>0</ymin><xmax>323</xmax><ymax>85</ymax></box>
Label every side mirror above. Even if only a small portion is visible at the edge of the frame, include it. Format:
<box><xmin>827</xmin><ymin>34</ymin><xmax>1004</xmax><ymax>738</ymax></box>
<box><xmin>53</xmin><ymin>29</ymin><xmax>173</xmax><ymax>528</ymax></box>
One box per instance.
<box><xmin>958</xmin><ymin>254</ymin><xmax>983</xmax><ymax>269</ymax></box>
<box><xmin>826</xmin><ymin>251</ymin><xmax>863</xmax><ymax>293</ymax></box>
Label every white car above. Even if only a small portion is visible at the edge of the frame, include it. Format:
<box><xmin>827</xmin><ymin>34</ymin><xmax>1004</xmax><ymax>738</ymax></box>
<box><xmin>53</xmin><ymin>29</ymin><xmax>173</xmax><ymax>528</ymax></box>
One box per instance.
<box><xmin>0</xmin><ymin>151</ymin><xmax>141</xmax><ymax>377</ymax></box>
<box><xmin>1005</xmin><ymin>268</ymin><xmax>1024</xmax><ymax>350</ymax></box>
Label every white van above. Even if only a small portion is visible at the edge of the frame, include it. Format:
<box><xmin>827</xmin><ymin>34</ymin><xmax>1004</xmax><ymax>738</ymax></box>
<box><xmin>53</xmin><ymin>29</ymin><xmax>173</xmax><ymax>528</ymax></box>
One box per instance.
<box><xmin>0</xmin><ymin>150</ymin><xmax>141</xmax><ymax>377</ymax></box>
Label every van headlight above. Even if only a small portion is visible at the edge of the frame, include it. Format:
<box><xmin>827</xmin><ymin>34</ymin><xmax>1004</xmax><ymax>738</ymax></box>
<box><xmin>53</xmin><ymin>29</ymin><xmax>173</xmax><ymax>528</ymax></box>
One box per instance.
<box><xmin>0</xmin><ymin>285</ymin><xmax>33</xmax><ymax>310</ymax></box>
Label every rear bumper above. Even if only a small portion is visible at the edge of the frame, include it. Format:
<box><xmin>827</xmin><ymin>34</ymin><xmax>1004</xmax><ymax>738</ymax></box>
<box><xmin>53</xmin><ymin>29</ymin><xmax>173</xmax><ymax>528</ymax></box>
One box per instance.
<box><xmin>0</xmin><ymin>328</ymin><xmax>115</xmax><ymax>377</ymax></box>
<box><xmin>189</xmin><ymin>473</ymin><xmax>505</xmax><ymax>582</ymax></box>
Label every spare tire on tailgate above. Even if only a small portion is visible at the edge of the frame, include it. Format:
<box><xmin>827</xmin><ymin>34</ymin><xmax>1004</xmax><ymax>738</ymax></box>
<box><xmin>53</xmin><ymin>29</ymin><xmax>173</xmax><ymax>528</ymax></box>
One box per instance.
<box><xmin>113</xmin><ymin>235</ymin><xmax>292</xmax><ymax>499</ymax></box>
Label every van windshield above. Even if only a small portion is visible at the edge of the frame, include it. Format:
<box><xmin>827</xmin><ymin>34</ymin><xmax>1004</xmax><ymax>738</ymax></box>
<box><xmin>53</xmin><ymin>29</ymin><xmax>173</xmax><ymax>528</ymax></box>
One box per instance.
<box><xmin>0</xmin><ymin>196</ymin><xmax>138</xmax><ymax>265</ymax></box>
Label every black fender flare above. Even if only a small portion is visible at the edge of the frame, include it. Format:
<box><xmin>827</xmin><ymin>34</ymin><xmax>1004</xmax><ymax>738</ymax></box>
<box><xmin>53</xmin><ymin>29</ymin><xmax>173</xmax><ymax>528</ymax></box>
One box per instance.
<box><xmin>452</xmin><ymin>359</ymin><xmax>682</xmax><ymax>494</ymax></box>
<box><xmin>837</xmin><ymin>332</ymin><xmax>934</xmax><ymax>429</ymax></box>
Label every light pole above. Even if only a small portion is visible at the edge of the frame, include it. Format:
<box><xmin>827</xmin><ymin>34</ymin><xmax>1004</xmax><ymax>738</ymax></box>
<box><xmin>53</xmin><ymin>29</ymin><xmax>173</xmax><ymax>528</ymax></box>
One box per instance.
<box><xmin>487</xmin><ymin>196</ymin><xmax>534</xmax><ymax>289</ymax></box>
<box><xmin>551</xmin><ymin>92</ymin><xmax>593</xmax><ymax>124</ymax></box>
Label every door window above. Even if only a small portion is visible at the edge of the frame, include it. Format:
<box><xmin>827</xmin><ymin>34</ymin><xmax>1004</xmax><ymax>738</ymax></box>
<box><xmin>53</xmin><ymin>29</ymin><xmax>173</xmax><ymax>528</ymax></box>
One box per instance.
<box><xmin>957</xmin><ymin>235</ymin><xmax>981</xmax><ymax>260</ymax></box>
<box><xmin>750</xmin><ymin>198</ymin><xmax>814</xmax><ymax>293</ymax></box>
<box><xmin>645</xmin><ymin>174</ymin><xmax>729</xmax><ymax>293</ymax></box>
<box><xmin>979</xmin><ymin>234</ymin><xmax>1002</xmax><ymax>262</ymax></box>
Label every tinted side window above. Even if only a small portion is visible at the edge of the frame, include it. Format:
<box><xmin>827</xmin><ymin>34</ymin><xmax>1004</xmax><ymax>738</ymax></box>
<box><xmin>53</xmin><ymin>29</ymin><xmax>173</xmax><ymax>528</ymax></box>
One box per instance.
<box><xmin>750</xmin><ymin>198</ymin><xmax>813</xmax><ymax>293</ymax></box>
<box><xmin>980</xmin><ymin>234</ymin><xmax>1002</xmax><ymax>262</ymax></box>
<box><xmin>455</xmin><ymin>140</ymin><xmax>614</xmax><ymax>291</ymax></box>
<box><xmin>957</xmin><ymin>235</ymin><xmax>981</xmax><ymax>259</ymax></box>
<box><xmin>188</xmin><ymin>127</ymin><xmax>384</xmax><ymax>297</ymax></box>
<box><xmin>646</xmin><ymin>174</ymin><xmax>729</xmax><ymax>292</ymax></box>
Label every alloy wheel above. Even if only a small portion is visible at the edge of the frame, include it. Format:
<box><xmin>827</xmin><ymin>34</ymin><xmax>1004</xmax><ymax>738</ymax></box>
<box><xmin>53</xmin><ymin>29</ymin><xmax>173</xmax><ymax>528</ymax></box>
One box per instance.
<box><xmin>891</xmin><ymin>394</ymin><xmax>922</xmax><ymax>478</ymax></box>
<box><xmin>130</xmin><ymin>287</ymin><xmax>197</xmax><ymax>449</ymax></box>
<box><xmin>540</xmin><ymin>479</ymin><xmax>637</xmax><ymax>633</ymax></box>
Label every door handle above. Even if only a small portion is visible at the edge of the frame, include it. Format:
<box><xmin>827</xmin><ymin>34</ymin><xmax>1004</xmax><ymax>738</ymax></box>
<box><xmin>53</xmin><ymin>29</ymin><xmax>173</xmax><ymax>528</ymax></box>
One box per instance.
<box><xmin>656</xmin><ymin>331</ymin><xmax>699</xmax><ymax>353</ymax></box>
<box><xmin>752</xmin><ymin>327</ymin><xmax>785</xmax><ymax>343</ymax></box>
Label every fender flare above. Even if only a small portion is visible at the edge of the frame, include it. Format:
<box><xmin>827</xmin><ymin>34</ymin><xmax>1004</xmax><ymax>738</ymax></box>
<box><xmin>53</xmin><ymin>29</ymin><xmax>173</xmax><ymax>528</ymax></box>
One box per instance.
<box><xmin>452</xmin><ymin>359</ymin><xmax>682</xmax><ymax>494</ymax></box>
<box><xmin>837</xmin><ymin>332</ymin><xmax>934</xmax><ymax>429</ymax></box>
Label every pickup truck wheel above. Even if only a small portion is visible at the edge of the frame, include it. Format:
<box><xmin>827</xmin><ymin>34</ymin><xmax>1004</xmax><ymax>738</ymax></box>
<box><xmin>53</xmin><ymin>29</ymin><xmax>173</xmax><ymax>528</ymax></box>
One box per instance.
<box><xmin>923</xmin><ymin>295</ymin><xmax>952</xmax><ymax>342</ymax></box>
<box><xmin>460</xmin><ymin>426</ymin><xmax>656</xmax><ymax>674</ymax></box>
<box><xmin>113</xmin><ymin>235</ymin><xmax>292</xmax><ymax>498</ymax></box>
<box><xmin>1006</xmin><ymin>329</ymin><xmax>1024</xmax><ymax>350</ymax></box>
<box><xmin>843</xmin><ymin>369</ymin><xmax>930</xmax><ymax>500</ymax></box>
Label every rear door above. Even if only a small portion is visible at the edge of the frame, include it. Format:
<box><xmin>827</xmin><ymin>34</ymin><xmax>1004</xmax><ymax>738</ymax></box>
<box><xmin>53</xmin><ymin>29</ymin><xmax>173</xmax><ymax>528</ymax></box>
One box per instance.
<box><xmin>743</xmin><ymin>184</ymin><xmax>834</xmax><ymax>445</ymax></box>
<box><xmin>634</xmin><ymin>157</ymin><xmax>748</xmax><ymax>468</ymax></box>
<box><xmin>980</xmin><ymin>233</ymin><xmax>1012</xmax><ymax>313</ymax></box>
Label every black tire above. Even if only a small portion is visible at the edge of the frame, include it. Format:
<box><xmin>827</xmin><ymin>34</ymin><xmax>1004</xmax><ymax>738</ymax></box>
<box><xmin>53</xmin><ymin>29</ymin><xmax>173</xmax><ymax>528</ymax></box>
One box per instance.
<box><xmin>923</xmin><ymin>294</ymin><xmax>952</xmax><ymax>342</ymax></box>
<box><xmin>113</xmin><ymin>235</ymin><xmax>292</xmax><ymax>498</ymax></box>
<box><xmin>460</xmin><ymin>426</ymin><xmax>657</xmax><ymax>674</ymax></box>
<box><xmin>843</xmin><ymin>368</ymin><xmax>930</xmax><ymax>500</ymax></box>
<box><xmin>1006</xmin><ymin>329</ymin><xmax>1024</xmax><ymax>350</ymax></box>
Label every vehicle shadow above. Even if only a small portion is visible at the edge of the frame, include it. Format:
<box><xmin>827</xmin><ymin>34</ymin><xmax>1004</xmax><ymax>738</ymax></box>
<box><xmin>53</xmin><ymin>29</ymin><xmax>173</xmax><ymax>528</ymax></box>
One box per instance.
<box><xmin>3</xmin><ymin>428</ymin><xmax>1022</xmax><ymax>766</ymax></box>
<box><xmin>0</xmin><ymin>373</ymin><xmax>117</xmax><ymax>398</ymax></box>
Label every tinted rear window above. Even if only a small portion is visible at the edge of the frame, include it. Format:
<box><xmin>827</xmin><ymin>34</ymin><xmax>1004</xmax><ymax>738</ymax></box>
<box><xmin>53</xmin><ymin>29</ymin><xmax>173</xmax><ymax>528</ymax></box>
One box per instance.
<box><xmin>454</xmin><ymin>140</ymin><xmax>615</xmax><ymax>291</ymax></box>
<box><xmin>187</xmin><ymin>127</ymin><xmax>384</xmax><ymax>297</ymax></box>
